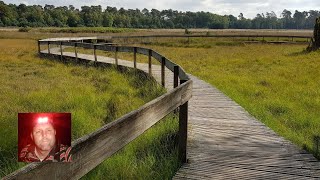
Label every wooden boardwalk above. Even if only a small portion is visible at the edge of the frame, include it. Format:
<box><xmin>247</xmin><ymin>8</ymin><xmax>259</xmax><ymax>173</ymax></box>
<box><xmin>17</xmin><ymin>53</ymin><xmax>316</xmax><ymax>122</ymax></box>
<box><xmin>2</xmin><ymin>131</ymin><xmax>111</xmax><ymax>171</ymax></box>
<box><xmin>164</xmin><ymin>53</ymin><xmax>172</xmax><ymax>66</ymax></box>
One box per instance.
<box><xmin>48</xmin><ymin>50</ymin><xmax>320</xmax><ymax>179</ymax></box>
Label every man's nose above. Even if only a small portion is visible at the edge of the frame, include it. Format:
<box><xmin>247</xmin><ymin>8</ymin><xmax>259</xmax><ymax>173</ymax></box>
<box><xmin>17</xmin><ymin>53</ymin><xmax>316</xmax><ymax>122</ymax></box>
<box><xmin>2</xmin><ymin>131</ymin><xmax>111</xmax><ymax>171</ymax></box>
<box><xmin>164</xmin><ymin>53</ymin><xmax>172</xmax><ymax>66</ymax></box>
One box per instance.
<box><xmin>41</xmin><ymin>131</ymin><xmax>48</xmax><ymax>137</ymax></box>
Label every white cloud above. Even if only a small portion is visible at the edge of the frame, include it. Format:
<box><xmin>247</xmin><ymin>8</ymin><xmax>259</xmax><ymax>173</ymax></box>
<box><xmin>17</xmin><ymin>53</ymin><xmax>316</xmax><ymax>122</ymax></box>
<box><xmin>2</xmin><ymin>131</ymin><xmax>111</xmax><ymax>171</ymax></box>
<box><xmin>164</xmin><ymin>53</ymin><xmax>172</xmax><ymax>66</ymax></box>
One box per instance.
<box><xmin>2</xmin><ymin>0</ymin><xmax>320</xmax><ymax>18</ymax></box>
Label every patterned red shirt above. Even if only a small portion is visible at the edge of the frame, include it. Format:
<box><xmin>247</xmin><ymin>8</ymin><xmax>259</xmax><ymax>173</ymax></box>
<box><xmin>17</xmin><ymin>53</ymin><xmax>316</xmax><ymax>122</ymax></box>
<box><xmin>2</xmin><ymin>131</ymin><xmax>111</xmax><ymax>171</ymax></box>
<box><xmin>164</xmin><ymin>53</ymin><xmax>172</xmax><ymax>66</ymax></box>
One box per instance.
<box><xmin>19</xmin><ymin>144</ymin><xmax>72</xmax><ymax>162</ymax></box>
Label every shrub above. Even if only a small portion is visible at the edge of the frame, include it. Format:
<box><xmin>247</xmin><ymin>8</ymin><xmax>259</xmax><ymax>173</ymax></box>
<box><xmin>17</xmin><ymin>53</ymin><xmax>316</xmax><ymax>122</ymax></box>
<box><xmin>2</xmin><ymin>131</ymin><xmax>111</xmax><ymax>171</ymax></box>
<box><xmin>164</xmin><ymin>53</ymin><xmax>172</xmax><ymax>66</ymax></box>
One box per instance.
<box><xmin>18</xmin><ymin>27</ymin><xmax>32</xmax><ymax>32</ymax></box>
<box><xmin>184</xmin><ymin>28</ymin><xmax>191</xmax><ymax>35</ymax></box>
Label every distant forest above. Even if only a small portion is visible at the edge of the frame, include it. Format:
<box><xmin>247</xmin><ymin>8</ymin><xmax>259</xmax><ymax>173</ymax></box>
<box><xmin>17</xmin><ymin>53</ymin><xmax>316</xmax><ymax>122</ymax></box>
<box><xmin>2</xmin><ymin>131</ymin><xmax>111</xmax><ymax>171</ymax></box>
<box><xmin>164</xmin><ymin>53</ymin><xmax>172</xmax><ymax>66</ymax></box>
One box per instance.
<box><xmin>0</xmin><ymin>1</ymin><xmax>319</xmax><ymax>29</ymax></box>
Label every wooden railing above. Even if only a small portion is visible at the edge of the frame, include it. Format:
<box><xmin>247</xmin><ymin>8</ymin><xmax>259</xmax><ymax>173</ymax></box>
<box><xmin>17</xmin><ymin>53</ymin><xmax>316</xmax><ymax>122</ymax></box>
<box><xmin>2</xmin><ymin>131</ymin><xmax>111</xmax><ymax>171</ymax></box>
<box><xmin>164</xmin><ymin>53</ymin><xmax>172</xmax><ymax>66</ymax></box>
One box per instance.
<box><xmin>3</xmin><ymin>38</ymin><xmax>192</xmax><ymax>180</ymax></box>
<box><xmin>111</xmin><ymin>34</ymin><xmax>312</xmax><ymax>43</ymax></box>
<box><xmin>111</xmin><ymin>34</ymin><xmax>312</xmax><ymax>38</ymax></box>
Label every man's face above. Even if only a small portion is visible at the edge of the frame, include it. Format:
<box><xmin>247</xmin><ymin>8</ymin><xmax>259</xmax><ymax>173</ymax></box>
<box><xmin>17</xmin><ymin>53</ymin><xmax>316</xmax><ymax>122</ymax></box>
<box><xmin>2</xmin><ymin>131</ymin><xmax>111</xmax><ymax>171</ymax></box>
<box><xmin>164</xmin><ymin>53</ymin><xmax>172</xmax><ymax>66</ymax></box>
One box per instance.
<box><xmin>31</xmin><ymin>122</ymin><xmax>56</xmax><ymax>152</ymax></box>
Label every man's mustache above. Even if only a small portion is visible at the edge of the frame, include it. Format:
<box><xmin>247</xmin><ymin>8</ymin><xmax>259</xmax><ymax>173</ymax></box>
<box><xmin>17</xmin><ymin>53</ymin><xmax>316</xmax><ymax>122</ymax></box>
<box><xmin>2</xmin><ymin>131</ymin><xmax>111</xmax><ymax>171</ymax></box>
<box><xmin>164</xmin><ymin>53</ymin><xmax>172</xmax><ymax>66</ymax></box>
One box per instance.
<box><xmin>41</xmin><ymin>138</ymin><xmax>51</xmax><ymax>142</ymax></box>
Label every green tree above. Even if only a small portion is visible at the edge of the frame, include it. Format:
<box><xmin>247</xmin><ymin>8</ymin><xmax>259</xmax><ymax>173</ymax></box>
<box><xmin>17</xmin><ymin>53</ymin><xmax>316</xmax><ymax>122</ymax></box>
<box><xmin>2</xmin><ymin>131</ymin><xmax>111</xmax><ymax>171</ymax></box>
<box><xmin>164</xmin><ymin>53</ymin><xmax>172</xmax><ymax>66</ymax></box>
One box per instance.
<box><xmin>80</xmin><ymin>5</ymin><xmax>103</xmax><ymax>27</ymax></box>
<box><xmin>102</xmin><ymin>12</ymin><xmax>113</xmax><ymax>27</ymax></box>
<box><xmin>293</xmin><ymin>10</ymin><xmax>307</xmax><ymax>29</ymax></box>
<box><xmin>281</xmin><ymin>9</ymin><xmax>293</xmax><ymax>29</ymax></box>
<box><xmin>265</xmin><ymin>11</ymin><xmax>278</xmax><ymax>29</ymax></box>
<box><xmin>236</xmin><ymin>13</ymin><xmax>251</xmax><ymax>29</ymax></box>
<box><xmin>252</xmin><ymin>14</ymin><xmax>264</xmax><ymax>29</ymax></box>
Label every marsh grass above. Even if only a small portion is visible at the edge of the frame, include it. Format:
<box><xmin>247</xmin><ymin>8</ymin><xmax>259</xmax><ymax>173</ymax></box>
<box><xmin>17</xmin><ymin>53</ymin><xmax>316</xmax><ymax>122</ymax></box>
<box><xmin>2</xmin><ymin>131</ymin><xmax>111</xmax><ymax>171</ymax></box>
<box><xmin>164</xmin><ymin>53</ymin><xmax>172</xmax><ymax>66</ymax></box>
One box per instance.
<box><xmin>82</xmin><ymin>113</ymin><xmax>180</xmax><ymax>180</ymax></box>
<box><xmin>0</xmin><ymin>39</ymin><xmax>180</xmax><ymax>178</ymax></box>
<box><xmin>115</xmin><ymin>37</ymin><xmax>309</xmax><ymax>48</ymax></box>
<box><xmin>133</xmin><ymin>43</ymin><xmax>320</xmax><ymax>159</ymax></box>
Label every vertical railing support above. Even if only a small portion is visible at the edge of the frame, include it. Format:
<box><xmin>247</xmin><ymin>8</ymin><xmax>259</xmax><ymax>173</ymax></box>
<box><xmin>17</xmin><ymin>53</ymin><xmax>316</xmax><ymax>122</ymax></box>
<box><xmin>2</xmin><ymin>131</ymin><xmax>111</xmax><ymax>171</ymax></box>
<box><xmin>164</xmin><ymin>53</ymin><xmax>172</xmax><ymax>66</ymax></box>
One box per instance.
<box><xmin>174</xmin><ymin>66</ymin><xmax>179</xmax><ymax>88</ymax></box>
<box><xmin>115</xmin><ymin>46</ymin><xmax>118</xmax><ymax>65</ymax></box>
<box><xmin>48</xmin><ymin>41</ymin><xmax>50</xmax><ymax>54</ymax></box>
<box><xmin>173</xmin><ymin>65</ymin><xmax>180</xmax><ymax>114</ymax></box>
<box><xmin>134</xmin><ymin>47</ymin><xmax>137</xmax><ymax>69</ymax></box>
<box><xmin>94</xmin><ymin>45</ymin><xmax>97</xmax><ymax>62</ymax></box>
<box><xmin>161</xmin><ymin>57</ymin><xmax>166</xmax><ymax>87</ymax></box>
<box><xmin>75</xmin><ymin>43</ymin><xmax>78</xmax><ymax>61</ymax></box>
<box><xmin>179</xmin><ymin>79</ymin><xmax>188</xmax><ymax>163</ymax></box>
<box><xmin>315</xmin><ymin>136</ymin><xmax>320</xmax><ymax>158</ymax></box>
<box><xmin>38</xmin><ymin>41</ymin><xmax>40</xmax><ymax>54</ymax></box>
<box><xmin>60</xmin><ymin>42</ymin><xmax>63</xmax><ymax>61</ymax></box>
<box><xmin>148</xmin><ymin>49</ymin><xmax>152</xmax><ymax>76</ymax></box>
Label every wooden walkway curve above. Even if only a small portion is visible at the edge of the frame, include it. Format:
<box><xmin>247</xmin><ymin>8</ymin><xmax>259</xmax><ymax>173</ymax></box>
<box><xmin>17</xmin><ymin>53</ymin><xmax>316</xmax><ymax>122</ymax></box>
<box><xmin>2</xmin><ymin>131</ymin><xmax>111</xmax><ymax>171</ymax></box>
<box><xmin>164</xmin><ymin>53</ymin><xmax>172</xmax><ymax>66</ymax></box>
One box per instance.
<box><xmin>50</xmin><ymin>49</ymin><xmax>320</xmax><ymax>179</ymax></box>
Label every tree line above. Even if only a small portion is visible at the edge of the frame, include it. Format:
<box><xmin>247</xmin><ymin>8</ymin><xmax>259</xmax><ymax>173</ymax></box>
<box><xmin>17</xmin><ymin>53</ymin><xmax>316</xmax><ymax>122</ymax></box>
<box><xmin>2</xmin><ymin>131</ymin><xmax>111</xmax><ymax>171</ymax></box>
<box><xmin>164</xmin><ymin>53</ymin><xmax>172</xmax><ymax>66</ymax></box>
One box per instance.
<box><xmin>0</xmin><ymin>1</ymin><xmax>319</xmax><ymax>29</ymax></box>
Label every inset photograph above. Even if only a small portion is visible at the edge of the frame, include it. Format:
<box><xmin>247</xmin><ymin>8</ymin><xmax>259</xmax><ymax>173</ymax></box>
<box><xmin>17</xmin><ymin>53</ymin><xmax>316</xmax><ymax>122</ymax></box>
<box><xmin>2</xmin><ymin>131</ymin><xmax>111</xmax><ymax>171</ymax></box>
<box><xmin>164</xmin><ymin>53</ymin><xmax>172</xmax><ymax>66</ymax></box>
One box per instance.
<box><xmin>18</xmin><ymin>113</ymin><xmax>72</xmax><ymax>162</ymax></box>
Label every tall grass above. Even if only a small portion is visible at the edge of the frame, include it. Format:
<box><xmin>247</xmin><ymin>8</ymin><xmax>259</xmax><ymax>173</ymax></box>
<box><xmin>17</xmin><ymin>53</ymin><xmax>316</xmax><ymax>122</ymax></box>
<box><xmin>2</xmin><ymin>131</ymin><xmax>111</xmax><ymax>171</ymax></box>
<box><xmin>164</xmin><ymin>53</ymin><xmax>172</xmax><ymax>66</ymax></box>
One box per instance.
<box><xmin>83</xmin><ymin>113</ymin><xmax>180</xmax><ymax>180</ymax></box>
<box><xmin>0</xmin><ymin>39</ymin><xmax>180</xmax><ymax>178</ymax></box>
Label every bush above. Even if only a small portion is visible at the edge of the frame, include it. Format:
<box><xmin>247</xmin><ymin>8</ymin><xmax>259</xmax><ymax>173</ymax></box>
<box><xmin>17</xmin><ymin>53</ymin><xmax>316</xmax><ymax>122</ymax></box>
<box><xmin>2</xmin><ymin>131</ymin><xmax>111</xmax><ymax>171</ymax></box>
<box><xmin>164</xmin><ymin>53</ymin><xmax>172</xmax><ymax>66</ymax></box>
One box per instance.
<box><xmin>184</xmin><ymin>28</ymin><xmax>191</xmax><ymax>35</ymax></box>
<box><xmin>18</xmin><ymin>27</ymin><xmax>32</xmax><ymax>32</ymax></box>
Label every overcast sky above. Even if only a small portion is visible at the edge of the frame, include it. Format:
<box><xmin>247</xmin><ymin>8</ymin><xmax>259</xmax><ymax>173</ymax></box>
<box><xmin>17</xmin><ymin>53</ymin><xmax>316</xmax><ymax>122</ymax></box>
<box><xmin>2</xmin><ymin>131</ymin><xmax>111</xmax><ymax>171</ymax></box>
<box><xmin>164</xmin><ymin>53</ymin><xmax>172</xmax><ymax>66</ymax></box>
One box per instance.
<box><xmin>3</xmin><ymin>0</ymin><xmax>320</xmax><ymax>19</ymax></box>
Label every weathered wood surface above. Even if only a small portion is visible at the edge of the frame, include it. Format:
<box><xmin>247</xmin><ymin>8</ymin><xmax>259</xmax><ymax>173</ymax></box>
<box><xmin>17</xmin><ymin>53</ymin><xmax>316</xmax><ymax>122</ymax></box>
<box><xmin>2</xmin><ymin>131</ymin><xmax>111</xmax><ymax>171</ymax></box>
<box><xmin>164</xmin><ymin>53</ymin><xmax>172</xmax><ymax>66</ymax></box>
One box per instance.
<box><xmin>55</xmin><ymin>50</ymin><xmax>320</xmax><ymax>179</ymax></box>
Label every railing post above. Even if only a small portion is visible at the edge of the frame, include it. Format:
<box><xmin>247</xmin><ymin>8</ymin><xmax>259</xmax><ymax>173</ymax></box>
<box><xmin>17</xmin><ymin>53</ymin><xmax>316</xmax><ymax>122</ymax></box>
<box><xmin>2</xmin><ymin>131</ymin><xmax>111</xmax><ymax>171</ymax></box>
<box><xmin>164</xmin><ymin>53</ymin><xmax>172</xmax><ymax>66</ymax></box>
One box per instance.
<box><xmin>75</xmin><ymin>43</ymin><xmax>78</xmax><ymax>61</ymax></box>
<box><xmin>60</xmin><ymin>42</ymin><xmax>63</xmax><ymax>61</ymax></box>
<box><xmin>48</xmin><ymin>41</ymin><xmax>50</xmax><ymax>54</ymax></box>
<box><xmin>134</xmin><ymin>47</ymin><xmax>137</xmax><ymax>69</ymax></box>
<box><xmin>173</xmin><ymin>65</ymin><xmax>180</xmax><ymax>114</ymax></box>
<box><xmin>315</xmin><ymin>136</ymin><xmax>320</xmax><ymax>158</ymax></box>
<box><xmin>94</xmin><ymin>44</ymin><xmax>97</xmax><ymax>62</ymax></box>
<box><xmin>174</xmin><ymin>65</ymin><xmax>179</xmax><ymax>88</ymax></box>
<box><xmin>148</xmin><ymin>49</ymin><xmax>152</xmax><ymax>76</ymax></box>
<box><xmin>179</xmin><ymin>79</ymin><xmax>188</xmax><ymax>163</ymax></box>
<box><xmin>38</xmin><ymin>41</ymin><xmax>40</xmax><ymax>54</ymax></box>
<box><xmin>115</xmin><ymin>46</ymin><xmax>118</xmax><ymax>65</ymax></box>
<box><xmin>161</xmin><ymin>57</ymin><xmax>166</xmax><ymax>87</ymax></box>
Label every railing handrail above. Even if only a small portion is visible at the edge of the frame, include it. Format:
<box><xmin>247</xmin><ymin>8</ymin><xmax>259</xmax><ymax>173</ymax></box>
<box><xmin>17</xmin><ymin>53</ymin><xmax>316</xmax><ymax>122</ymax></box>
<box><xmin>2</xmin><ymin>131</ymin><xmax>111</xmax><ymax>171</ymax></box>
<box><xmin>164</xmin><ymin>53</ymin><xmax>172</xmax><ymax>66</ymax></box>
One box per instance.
<box><xmin>38</xmin><ymin>40</ymin><xmax>189</xmax><ymax>80</ymax></box>
<box><xmin>110</xmin><ymin>34</ymin><xmax>312</xmax><ymax>38</ymax></box>
<box><xmin>4</xmin><ymin>37</ymin><xmax>192</xmax><ymax>180</ymax></box>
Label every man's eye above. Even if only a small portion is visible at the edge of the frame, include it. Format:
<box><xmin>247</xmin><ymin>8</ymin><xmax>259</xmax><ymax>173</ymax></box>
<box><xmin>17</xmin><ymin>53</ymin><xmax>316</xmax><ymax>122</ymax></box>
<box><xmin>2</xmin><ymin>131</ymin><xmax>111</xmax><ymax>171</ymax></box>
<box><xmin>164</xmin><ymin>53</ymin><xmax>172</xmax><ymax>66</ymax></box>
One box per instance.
<box><xmin>36</xmin><ymin>131</ymin><xmax>41</xmax><ymax>134</ymax></box>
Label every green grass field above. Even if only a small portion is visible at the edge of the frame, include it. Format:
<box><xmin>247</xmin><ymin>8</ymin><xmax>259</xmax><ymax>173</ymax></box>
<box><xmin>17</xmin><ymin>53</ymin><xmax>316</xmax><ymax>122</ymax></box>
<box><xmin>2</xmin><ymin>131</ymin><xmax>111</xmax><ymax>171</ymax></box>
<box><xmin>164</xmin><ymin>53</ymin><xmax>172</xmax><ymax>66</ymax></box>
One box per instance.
<box><xmin>0</xmin><ymin>38</ymin><xmax>180</xmax><ymax>178</ymax></box>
